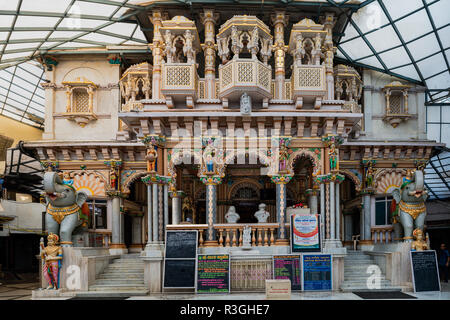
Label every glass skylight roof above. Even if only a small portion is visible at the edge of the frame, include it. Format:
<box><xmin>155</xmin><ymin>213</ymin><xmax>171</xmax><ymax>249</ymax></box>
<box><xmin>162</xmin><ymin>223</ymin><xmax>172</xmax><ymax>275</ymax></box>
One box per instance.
<box><xmin>337</xmin><ymin>0</ymin><xmax>450</xmax><ymax>91</ymax></box>
<box><xmin>0</xmin><ymin>0</ymin><xmax>447</xmax><ymax>129</ymax></box>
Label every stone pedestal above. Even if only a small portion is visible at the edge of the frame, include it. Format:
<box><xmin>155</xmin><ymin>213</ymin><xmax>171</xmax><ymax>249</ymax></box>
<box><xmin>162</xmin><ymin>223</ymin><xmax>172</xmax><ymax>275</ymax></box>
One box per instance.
<box><xmin>323</xmin><ymin>239</ymin><xmax>347</xmax><ymax>254</ymax></box>
<box><xmin>141</xmin><ymin>243</ymin><xmax>164</xmax><ymax>293</ymax></box>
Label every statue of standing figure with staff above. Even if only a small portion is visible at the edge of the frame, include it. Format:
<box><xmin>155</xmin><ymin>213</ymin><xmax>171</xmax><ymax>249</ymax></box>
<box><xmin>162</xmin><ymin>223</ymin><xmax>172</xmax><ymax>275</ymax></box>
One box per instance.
<box><xmin>40</xmin><ymin>233</ymin><xmax>63</xmax><ymax>290</ymax></box>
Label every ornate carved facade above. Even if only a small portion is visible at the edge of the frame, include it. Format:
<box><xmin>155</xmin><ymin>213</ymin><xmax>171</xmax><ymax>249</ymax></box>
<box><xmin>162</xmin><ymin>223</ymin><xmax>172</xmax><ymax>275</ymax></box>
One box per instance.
<box><xmin>26</xmin><ymin>4</ymin><xmax>442</xmax><ymax>255</ymax></box>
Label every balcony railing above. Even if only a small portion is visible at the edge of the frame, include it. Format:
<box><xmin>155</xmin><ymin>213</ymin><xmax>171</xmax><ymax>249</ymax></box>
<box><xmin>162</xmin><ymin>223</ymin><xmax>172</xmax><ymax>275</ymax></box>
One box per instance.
<box><xmin>218</xmin><ymin>58</ymin><xmax>272</xmax><ymax>101</ymax></box>
<box><xmin>371</xmin><ymin>226</ymin><xmax>394</xmax><ymax>244</ymax></box>
<box><xmin>166</xmin><ymin>223</ymin><xmax>287</xmax><ymax>247</ymax></box>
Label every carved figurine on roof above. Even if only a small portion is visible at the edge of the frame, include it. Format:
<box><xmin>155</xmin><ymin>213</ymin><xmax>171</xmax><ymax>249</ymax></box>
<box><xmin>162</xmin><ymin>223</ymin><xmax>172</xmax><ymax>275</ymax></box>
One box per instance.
<box><xmin>216</xmin><ymin>15</ymin><xmax>273</xmax><ymax>64</ymax></box>
<box><xmin>288</xmin><ymin>16</ymin><xmax>331</xmax><ymax>109</ymax></box>
<box><xmin>160</xmin><ymin>16</ymin><xmax>201</xmax><ymax>65</ymax></box>
<box><xmin>119</xmin><ymin>62</ymin><xmax>152</xmax><ymax>111</ymax></box>
<box><xmin>289</xmin><ymin>18</ymin><xmax>327</xmax><ymax>67</ymax></box>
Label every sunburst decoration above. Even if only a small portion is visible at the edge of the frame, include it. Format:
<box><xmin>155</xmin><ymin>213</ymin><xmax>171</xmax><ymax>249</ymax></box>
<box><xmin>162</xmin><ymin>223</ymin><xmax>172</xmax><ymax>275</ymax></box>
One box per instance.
<box><xmin>72</xmin><ymin>173</ymin><xmax>106</xmax><ymax>196</ymax></box>
<box><xmin>376</xmin><ymin>171</ymin><xmax>404</xmax><ymax>194</ymax></box>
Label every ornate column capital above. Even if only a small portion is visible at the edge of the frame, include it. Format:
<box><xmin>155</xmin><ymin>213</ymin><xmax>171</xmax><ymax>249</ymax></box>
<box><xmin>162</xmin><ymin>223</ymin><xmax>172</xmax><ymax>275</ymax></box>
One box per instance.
<box><xmin>200</xmin><ymin>175</ymin><xmax>223</xmax><ymax>185</ymax></box>
<box><xmin>270</xmin><ymin>174</ymin><xmax>293</xmax><ymax>184</ymax></box>
<box><xmin>40</xmin><ymin>160</ymin><xmax>59</xmax><ymax>172</ymax></box>
<box><xmin>169</xmin><ymin>190</ymin><xmax>186</xmax><ymax>198</ymax></box>
<box><xmin>141</xmin><ymin>134</ymin><xmax>166</xmax><ymax>147</ymax></box>
<box><xmin>141</xmin><ymin>173</ymin><xmax>171</xmax><ymax>186</ymax></box>
<box><xmin>314</xmin><ymin>173</ymin><xmax>345</xmax><ymax>184</ymax></box>
<box><xmin>306</xmin><ymin>188</ymin><xmax>319</xmax><ymax>196</ymax></box>
<box><xmin>106</xmin><ymin>190</ymin><xmax>126</xmax><ymax>198</ymax></box>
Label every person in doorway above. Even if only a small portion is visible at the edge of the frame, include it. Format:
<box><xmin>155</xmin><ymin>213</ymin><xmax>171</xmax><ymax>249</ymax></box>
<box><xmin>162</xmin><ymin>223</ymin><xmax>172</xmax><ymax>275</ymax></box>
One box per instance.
<box><xmin>438</xmin><ymin>243</ymin><xmax>449</xmax><ymax>282</ymax></box>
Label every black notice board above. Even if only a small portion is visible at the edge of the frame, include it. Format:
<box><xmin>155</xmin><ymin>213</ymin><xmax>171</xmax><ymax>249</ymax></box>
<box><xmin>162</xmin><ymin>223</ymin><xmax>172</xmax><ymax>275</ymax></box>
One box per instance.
<box><xmin>410</xmin><ymin>250</ymin><xmax>441</xmax><ymax>292</ymax></box>
<box><xmin>196</xmin><ymin>254</ymin><xmax>230</xmax><ymax>293</ymax></box>
<box><xmin>273</xmin><ymin>255</ymin><xmax>302</xmax><ymax>291</ymax></box>
<box><xmin>163</xmin><ymin>260</ymin><xmax>196</xmax><ymax>288</ymax></box>
<box><xmin>163</xmin><ymin>230</ymin><xmax>198</xmax><ymax>289</ymax></box>
<box><xmin>165</xmin><ymin>231</ymin><xmax>198</xmax><ymax>259</ymax></box>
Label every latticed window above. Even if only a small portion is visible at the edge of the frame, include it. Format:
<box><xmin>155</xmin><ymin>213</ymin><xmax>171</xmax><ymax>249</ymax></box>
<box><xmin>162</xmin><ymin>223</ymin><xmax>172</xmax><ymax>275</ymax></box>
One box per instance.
<box><xmin>388</xmin><ymin>93</ymin><xmax>404</xmax><ymax>114</ymax></box>
<box><xmin>73</xmin><ymin>88</ymin><xmax>90</xmax><ymax>113</ymax></box>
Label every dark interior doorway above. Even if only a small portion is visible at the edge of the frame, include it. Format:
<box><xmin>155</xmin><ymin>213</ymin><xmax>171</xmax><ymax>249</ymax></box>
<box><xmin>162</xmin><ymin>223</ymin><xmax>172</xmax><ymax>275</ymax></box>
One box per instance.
<box><xmin>234</xmin><ymin>201</ymin><xmax>258</xmax><ymax>223</ymax></box>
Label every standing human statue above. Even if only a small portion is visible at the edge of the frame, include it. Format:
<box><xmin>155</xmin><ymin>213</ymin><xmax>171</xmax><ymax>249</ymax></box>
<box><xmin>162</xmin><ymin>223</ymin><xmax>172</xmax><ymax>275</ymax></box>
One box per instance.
<box><xmin>40</xmin><ymin>233</ymin><xmax>63</xmax><ymax>290</ymax></box>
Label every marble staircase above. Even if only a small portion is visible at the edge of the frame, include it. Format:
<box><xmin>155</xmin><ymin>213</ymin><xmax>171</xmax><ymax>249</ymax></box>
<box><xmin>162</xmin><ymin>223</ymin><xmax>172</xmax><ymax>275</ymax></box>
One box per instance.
<box><xmin>340</xmin><ymin>251</ymin><xmax>402</xmax><ymax>292</ymax></box>
<box><xmin>87</xmin><ymin>254</ymin><xmax>148</xmax><ymax>296</ymax></box>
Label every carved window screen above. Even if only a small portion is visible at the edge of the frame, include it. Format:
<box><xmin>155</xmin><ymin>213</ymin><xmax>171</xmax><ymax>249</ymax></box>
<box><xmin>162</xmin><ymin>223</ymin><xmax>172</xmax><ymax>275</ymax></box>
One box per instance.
<box><xmin>73</xmin><ymin>88</ymin><xmax>90</xmax><ymax>113</ymax></box>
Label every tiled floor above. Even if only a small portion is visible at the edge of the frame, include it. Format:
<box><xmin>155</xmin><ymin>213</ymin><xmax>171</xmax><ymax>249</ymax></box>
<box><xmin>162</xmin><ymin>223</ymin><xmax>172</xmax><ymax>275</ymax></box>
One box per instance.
<box><xmin>2</xmin><ymin>281</ymin><xmax>449</xmax><ymax>300</ymax></box>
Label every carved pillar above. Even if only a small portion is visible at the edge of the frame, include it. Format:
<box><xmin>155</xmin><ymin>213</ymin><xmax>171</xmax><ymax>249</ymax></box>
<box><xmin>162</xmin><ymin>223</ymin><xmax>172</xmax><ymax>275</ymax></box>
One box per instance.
<box><xmin>146</xmin><ymin>185</ymin><xmax>152</xmax><ymax>245</ymax></box>
<box><xmin>322</xmin><ymin>13</ymin><xmax>336</xmax><ymax>101</ymax></box>
<box><xmin>306</xmin><ymin>188</ymin><xmax>319</xmax><ymax>215</ymax></box>
<box><xmin>170</xmin><ymin>191</ymin><xmax>185</xmax><ymax>224</ymax></box>
<box><xmin>152</xmin><ymin>183</ymin><xmax>159</xmax><ymax>242</ymax></box>
<box><xmin>201</xmin><ymin>177</ymin><xmax>221</xmax><ymax>245</ymax></box>
<box><xmin>150</xmin><ymin>10</ymin><xmax>167</xmax><ymax>100</ymax></box>
<box><xmin>335</xmin><ymin>179</ymin><xmax>341</xmax><ymax>241</ymax></box>
<box><xmin>271</xmin><ymin>11</ymin><xmax>288</xmax><ymax>100</ymax></box>
<box><xmin>362</xmin><ymin>190</ymin><xmax>373</xmax><ymax>242</ymax></box>
<box><xmin>200</xmin><ymin>9</ymin><xmax>219</xmax><ymax>100</ymax></box>
<box><xmin>329</xmin><ymin>180</ymin><xmax>335</xmax><ymax>240</ymax></box>
<box><xmin>130</xmin><ymin>214</ymin><xmax>143</xmax><ymax>252</ymax></box>
<box><xmin>271</xmin><ymin>175</ymin><xmax>293</xmax><ymax>245</ymax></box>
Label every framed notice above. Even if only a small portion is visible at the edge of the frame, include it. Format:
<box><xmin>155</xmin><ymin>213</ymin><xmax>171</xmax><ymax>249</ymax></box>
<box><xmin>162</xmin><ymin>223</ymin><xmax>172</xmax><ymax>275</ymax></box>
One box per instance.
<box><xmin>290</xmin><ymin>214</ymin><xmax>321</xmax><ymax>252</ymax></box>
<box><xmin>163</xmin><ymin>230</ymin><xmax>198</xmax><ymax>289</ymax></box>
<box><xmin>410</xmin><ymin>250</ymin><xmax>441</xmax><ymax>293</ymax></box>
<box><xmin>302</xmin><ymin>254</ymin><xmax>332</xmax><ymax>291</ymax></box>
<box><xmin>196</xmin><ymin>254</ymin><xmax>230</xmax><ymax>294</ymax></box>
<box><xmin>273</xmin><ymin>255</ymin><xmax>302</xmax><ymax>291</ymax></box>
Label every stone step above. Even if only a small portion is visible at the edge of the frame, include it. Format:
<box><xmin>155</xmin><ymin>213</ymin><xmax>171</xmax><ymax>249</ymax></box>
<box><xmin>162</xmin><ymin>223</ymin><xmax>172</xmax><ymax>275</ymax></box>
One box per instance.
<box><xmin>111</xmin><ymin>261</ymin><xmax>144</xmax><ymax>265</ymax></box>
<box><xmin>75</xmin><ymin>290</ymin><xmax>149</xmax><ymax>298</ymax></box>
<box><xmin>89</xmin><ymin>284</ymin><xmax>147</xmax><ymax>291</ymax></box>
<box><xmin>105</xmin><ymin>267</ymin><xmax>144</xmax><ymax>271</ymax></box>
<box><xmin>93</xmin><ymin>279</ymin><xmax>145</xmax><ymax>285</ymax></box>
<box><xmin>341</xmin><ymin>287</ymin><xmax>403</xmax><ymax>293</ymax></box>
<box><xmin>109</xmin><ymin>263</ymin><xmax>145</xmax><ymax>267</ymax></box>
<box><xmin>120</xmin><ymin>254</ymin><xmax>141</xmax><ymax>259</ymax></box>
<box><xmin>344</xmin><ymin>256</ymin><xmax>373</xmax><ymax>261</ymax></box>
<box><xmin>344</xmin><ymin>275</ymin><xmax>387</xmax><ymax>281</ymax></box>
<box><xmin>98</xmin><ymin>273</ymin><xmax>144</xmax><ymax>279</ymax></box>
<box><xmin>341</xmin><ymin>279</ymin><xmax>392</xmax><ymax>286</ymax></box>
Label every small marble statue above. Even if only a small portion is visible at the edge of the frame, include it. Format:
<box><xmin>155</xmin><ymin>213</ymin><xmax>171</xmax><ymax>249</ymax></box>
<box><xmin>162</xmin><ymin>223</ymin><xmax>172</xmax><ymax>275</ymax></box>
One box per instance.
<box><xmin>242</xmin><ymin>225</ymin><xmax>251</xmax><ymax>248</ymax></box>
<box><xmin>254</xmin><ymin>203</ymin><xmax>270</xmax><ymax>223</ymax></box>
<box><xmin>40</xmin><ymin>233</ymin><xmax>63</xmax><ymax>290</ymax></box>
<box><xmin>225</xmin><ymin>206</ymin><xmax>240</xmax><ymax>223</ymax></box>
<box><xmin>411</xmin><ymin>228</ymin><xmax>429</xmax><ymax>251</ymax></box>
<box><xmin>240</xmin><ymin>92</ymin><xmax>252</xmax><ymax>115</ymax></box>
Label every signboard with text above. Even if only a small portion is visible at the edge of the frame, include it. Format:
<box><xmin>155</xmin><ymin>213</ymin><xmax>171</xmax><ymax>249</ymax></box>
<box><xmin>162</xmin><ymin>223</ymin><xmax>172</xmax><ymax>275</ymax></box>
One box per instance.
<box><xmin>302</xmin><ymin>254</ymin><xmax>332</xmax><ymax>291</ymax></box>
<box><xmin>410</xmin><ymin>250</ymin><xmax>440</xmax><ymax>293</ymax></box>
<box><xmin>196</xmin><ymin>254</ymin><xmax>230</xmax><ymax>293</ymax></box>
<box><xmin>163</xmin><ymin>230</ymin><xmax>198</xmax><ymax>289</ymax></box>
<box><xmin>290</xmin><ymin>214</ymin><xmax>321</xmax><ymax>252</ymax></box>
<box><xmin>273</xmin><ymin>255</ymin><xmax>302</xmax><ymax>291</ymax></box>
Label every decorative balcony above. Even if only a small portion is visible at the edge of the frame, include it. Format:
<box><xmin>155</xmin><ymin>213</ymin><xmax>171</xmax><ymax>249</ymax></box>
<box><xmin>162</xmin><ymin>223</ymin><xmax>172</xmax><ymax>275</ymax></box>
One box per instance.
<box><xmin>290</xmin><ymin>64</ymin><xmax>327</xmax><ymax>108</ymax></box>
<box><xmin>61</xmin><ymin>77</ymin><xmax>98</xmax><ymax>127</ymax></box>
<box><xmin>218</xmin><ymin>58</ymin><xmax>272</xmax><ymax>103</ymax></box>
<box><xmin>160</xmin><ymin>16</ymin><xmax>201</xmax><ymax>108</ymax></box>
<box><xmin>288</xmin><ymin>18</ymin><xmax>328</xmax><ymax>109</ymax></box>
<box><xmin>161</xmin><ymin>63</ymin><xmax>199</xmax><ymax>108</ymax></box>
<box><xmin>119</xmin><ymin>62</ymin><xmax>152</xmax><ymax>112</ymax></box>
<box><xmin>382</xmin><ymin>81</ymin><xmax>412</xmax><ymax>128</ymax></box>
<box><xmin>216</xmin><ymin>15</ymin><xmax>273</xmax><ymax>107</ymax></box>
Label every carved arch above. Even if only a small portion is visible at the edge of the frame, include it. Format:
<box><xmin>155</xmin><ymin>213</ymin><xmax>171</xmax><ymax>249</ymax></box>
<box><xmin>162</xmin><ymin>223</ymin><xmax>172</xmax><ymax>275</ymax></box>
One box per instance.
<box><xmin>374</xmin><ymin>168</ymin><xmax>407</xmax><ymax>194</ymax></box>
<box><xmin>121</xmin><ymin>170</ymin><xmax>148</xmax><ymax>194</ymax></box>
<box><xmin>67</xmin><ymin>170</ymin><xmax>108</xmax><ymax>197</ymax></box>
<box><xmin>287</xmin><ymin>148</ymin><xmax>321</xmax><ymax>176</ymax></box>
<box><xmin>339</xmin><ymin>169</ymin><xmax>362</xmax><ymax>191</ymax></box>
<box><xmin>228</xmin><ymin>178</ymin><xmax>262</xmax><ymax>200</ymax></box>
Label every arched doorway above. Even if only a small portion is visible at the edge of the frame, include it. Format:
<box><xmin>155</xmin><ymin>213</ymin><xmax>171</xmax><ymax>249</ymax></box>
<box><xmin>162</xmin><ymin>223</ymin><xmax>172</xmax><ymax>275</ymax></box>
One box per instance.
<box><xmin>230</xmin><ymin>182</ymin><xmax>261</xmax><ymax>223</ymax></box>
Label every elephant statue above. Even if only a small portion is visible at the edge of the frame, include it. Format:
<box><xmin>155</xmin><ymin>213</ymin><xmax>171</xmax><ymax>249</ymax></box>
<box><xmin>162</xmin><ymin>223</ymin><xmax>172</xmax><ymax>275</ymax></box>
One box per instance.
<box><xmin>43</xmin><ymin>172</ymin><xmax>89</xmax><ymax>247</ymax></box>
<box><xmin>391</xmin><ymin>170</ymin><xmax>427</xmax><ymax>242</ymax></box>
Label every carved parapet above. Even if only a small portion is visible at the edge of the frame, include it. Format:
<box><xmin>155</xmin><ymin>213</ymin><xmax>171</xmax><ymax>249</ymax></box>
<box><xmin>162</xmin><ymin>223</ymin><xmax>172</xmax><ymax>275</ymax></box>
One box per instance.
<box><xmin>291</xmin><ymin>64</ymin><xmax>326</xmax><ymax>108</ymax></box>
<box><xmin>161</xmin><ymin>62</ymin><xmax>199</xmax><ymax>108</ymax></box>
<box><xmin>218</xmin><ymin>58</ymin><xmax>272</xmax><ymax>102</ymax></box>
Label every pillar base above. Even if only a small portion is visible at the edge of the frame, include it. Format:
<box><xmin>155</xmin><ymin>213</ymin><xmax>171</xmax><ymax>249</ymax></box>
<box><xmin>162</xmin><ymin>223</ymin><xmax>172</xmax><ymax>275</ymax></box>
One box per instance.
<box><xmin>109</xmin><ymin>243</ymin><xmax>128</xmax><ymax>255</ymax></box>
<box><xmin>143</xmin><ymin>242</ymin><xmax>164</xmax><ymax>255</ymax></box>
<box><xmin>202</xmin><ymin>240</ymin><xmax>219</xmax><ymax>247</ymax></box>
<box><xmin>274</xmin><ymin>239</ymin><xmax>290</xmax><ymax>246</ymax></box>
<box><xmin>129</xmin><ymin>244</ymin><xmax>144</xmax><ymax>253</ymax></box>
<box><xmin>323</xmin><ymin>239</ymin><xmax>347</xmax><ymax>254</ymax></box>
